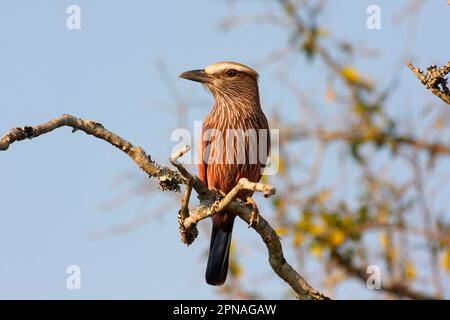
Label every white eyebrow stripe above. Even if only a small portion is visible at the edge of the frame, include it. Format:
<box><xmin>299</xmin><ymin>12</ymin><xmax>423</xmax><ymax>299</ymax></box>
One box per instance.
<box><xmin>204</xmin><ymin>61</ymin><xmax>258</xmax><ymax>78</ymax></box>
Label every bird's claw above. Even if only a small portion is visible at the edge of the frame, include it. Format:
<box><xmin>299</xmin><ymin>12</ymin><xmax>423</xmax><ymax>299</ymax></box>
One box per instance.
<box><xmin>246</xmin><ymin>197</ymin><xmax>260</xmax><ymax>228</ymax></box>
<box><xmin>210</xmin><ymin>187</ymin><xmax>226</xmax><ymax>200</ymax></box>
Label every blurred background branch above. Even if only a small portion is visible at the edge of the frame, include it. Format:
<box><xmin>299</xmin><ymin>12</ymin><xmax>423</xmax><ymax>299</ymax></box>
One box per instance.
<box><xmin>212</xmin><ymin>0</ymin><xmax>450</xmax><ymax>299</ymax></box>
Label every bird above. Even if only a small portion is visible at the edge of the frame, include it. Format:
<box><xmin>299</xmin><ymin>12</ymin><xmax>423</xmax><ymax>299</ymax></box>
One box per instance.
<box><xmin>180</xmin><ymin>61</ymin><xmax>270</xmax><ymax>286</ymax></box>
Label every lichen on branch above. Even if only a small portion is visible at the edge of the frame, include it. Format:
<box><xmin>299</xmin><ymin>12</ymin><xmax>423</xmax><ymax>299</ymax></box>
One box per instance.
<box><xmin>407</xmin><ymin>61</ymin><xmax>450</xmax><ymax>105</ymax></box>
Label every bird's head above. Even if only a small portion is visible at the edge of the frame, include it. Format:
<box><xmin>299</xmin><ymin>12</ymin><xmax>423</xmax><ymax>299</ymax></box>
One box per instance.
<box><xmin>179</xmin><ymin>61</ymin><xmax>259</xmax><ymax>99</ymax></box>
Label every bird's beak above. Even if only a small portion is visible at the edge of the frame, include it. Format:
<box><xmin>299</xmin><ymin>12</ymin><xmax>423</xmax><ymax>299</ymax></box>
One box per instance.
<box><xmin>179</xmin><ymin>69</ymin><xmax>212</xmax><ymax>84</ymax></box>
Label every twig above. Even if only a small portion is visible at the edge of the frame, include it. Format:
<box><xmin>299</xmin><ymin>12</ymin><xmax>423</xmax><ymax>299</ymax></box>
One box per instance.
<box><xmin>0</xmin><ymin>114</ymin><xmax>329</xmax><ymax>300</ymax></box>
<box><xmin>170</xmin><ymin>145</ymin><xmax>198</xmax><ymax>245</ymax></box>
<box><xmin>178</xmin><ymin>180</ymin><xmax>197</xmax><ymax>245</ymax></box>
<box><xmin>217</xmin><ymin>178</ymin><xmax>276</xmax><ymax>215</ymax></box>
<box><xmin>407</xmin><ymin>61</ymin><xmax>450</xmax><ymax>105</ymax></box>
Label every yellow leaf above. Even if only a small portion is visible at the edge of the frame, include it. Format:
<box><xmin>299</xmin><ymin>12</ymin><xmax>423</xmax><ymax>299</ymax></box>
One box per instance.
<box><xmin>261</xmin><ymin>174</ymin><xmax>268</xmax><ymax>184</ymax></box>
<box><xmin>275</xmin><ymin>226</ymin><xmax>288</xmax><ymax>237</ymax></box>
<box><xmin>341</xmin><ymin>66</ymin><xmax>360</xmax><ymax>84</ymax></box>
<box><xmin>229</xmin><ymin>260</ymin><xmax>242</xmax><ymax>278</ymax></box>
<box><xmin>310</xmin><ymin>243</ymin><xmax>324</xmax><ymax>257</ymax></box>
<box><xmin>343</xmin><ymin>216</ymin><xmax>353</xmax><ymax>228</ymax></box>
<box><xmin>229</xmin><ymin>242</ymin><xmax>237</xmax><ymax>257</ymax></box>
<box><xmin>228</xmin><ymin>242</ymin><xmax>242</xmax><ymax>278</ymax></box>
<box><xmin>442</xmin><ymin>250</ymin><xmax>450</xmax><ymax>272</ymax></box>
<box><xmin>330</xmin><ymin>230</ymin><xmax>346</xmax><ymax>247</ymax></box>
<box><xmin>296</xmin><ymin>215</ymin><xmax>311</xmax><ymax>231</ymax></box>
<box><xmin>405</xmin><ymin>261</ymin><xmax>415</xmax><ymax>280</ymax></box>
<box><xmin>387</xmin><ymin>247</ymin><xmax>397</xmax><ymax>262</ymax></box>
<box><xmin>278</xmin><ymin>156</ymin><xmax>286</xmax><ymax>175</ymax></box>
<box><xmin>378</xmin><ymin>208</ymin><xmax>389</xmax><ymax>223</ymax></box>
<box><xmin>293</xmin><ymin>233</ymin><xmax>303</xmax><ymax>247</ymax></box>
<box><xmin>309</xmin><ymin>224</ymin><xmax>325</xmax><ymax>236</ymax></box>
<box><xmin>267</xmin><ymin>155</ymin><xmax>285</xmax><ymax>176</ymax></box>
<box><xmin>379</xmin><ymin>232</ymin><xmax>389</xmax><ymax>249</ymax></box>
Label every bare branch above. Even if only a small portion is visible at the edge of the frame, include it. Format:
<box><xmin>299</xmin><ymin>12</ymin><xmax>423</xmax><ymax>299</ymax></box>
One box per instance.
<box><xmin>178</xmin><ymin>180</ymin><xmax>197</xmax><ymax>245</ymax></box>
<box><xmin>217</xmin><ymin>178</ymin><xmax>276</xmax><ymax>215</ymax></box>
<box><xmin>282</xmin><ymin>127</ymin><xmax>450</xmax><ymax>156</ymax></box>
<box><xmin>170</xmin><ymin>145</ymin><xmax>199</xmax><ymax>245</ymax></box>
<box><xmin>331</xmin><ymin>250</ymin><xmax>437</xmax><ymax>300</ymax></box>
<box><xmin>182</xmin><ymin>192</ymin><xmax>329</xmax><ymax>300</ymax></box>
<box><xmin>0</xmin><ymin>114</ymin><xmax>184</xmax><ymax>192</ymax></box>
<box><xmin>0</xmin><ymin>114</ymin><xmax>329</xmax><ymax>300</ymax></box>
<box><xmin>407</xmin><ymin>61</ymin><xmax>450</xmax><ymax>105</ymax></box>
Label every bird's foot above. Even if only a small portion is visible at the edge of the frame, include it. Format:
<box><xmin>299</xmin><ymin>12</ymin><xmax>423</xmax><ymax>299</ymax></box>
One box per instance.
<box><xmin>210</xmin><ymin>187</ymin><xmax>226</xmax><ymax>200</ymax></box>
<box><xmin>245</xmin><ymin>196</ymin><xmax>260</xmax><ymax>228</ymax></box>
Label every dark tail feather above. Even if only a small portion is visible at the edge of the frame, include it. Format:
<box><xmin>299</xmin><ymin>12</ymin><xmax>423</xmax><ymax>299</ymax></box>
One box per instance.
<box><xmin>205</xmin><ymin>225</ymin><xmax>232</xmax><ymax>286</ymax></box>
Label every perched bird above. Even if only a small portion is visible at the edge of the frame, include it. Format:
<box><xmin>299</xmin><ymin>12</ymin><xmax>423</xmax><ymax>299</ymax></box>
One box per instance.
<box><xmin>180</xmin><ymin>61</ymin><xmax>270</xmax><ymax>286</ymax></box>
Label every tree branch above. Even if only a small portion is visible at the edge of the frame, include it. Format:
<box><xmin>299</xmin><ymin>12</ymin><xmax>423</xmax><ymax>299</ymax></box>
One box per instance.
<box><xmin>0</xmin><ymin>114</ymin><xmax>329</xmax><ymax>300</ymax></box>
<box><xmin>407</xmin><ymin>61</ymin><xmax>450</xmax><ymax>105</ymax></box>
<box><xmin>0</xmin><ymin>114</ymin><xmax>184</xmax><ymax>192</ymax></box>
<box><xmin>331</xmin><ymin>249</ymin><xmax>437</xmax><ymax>300</ymax></box>
<box><xmin>282</xmin><ymin>127</ymin><xmax>450</xmax><ymax>156</ymax></box>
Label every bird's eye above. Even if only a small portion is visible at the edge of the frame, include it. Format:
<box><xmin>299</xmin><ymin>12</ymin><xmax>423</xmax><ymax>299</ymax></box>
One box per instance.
<box><xmin>226</xmin><ymin>69</ymin><xmax>237</xmax><ymax>77</ymax></box>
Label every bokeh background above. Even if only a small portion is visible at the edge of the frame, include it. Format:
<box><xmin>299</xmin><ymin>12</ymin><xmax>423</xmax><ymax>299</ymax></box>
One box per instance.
<box><xmin>0</xmin><ymin>0</ymin><xmax>449</xmax><ymax>299</ymax></box>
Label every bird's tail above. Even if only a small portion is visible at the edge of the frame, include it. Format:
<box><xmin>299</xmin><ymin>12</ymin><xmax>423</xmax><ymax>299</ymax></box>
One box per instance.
<box><xmin>205</xmin><ymin>224</ymin><xmax>233</xmax><ymax>286</ymax></box>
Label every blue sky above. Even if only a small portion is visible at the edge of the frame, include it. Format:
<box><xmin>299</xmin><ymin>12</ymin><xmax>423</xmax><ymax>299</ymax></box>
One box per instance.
<box><xmin>0</xmin><ymin>0</ymin><xmax>449</xmax><ymax>299</ymax></box>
